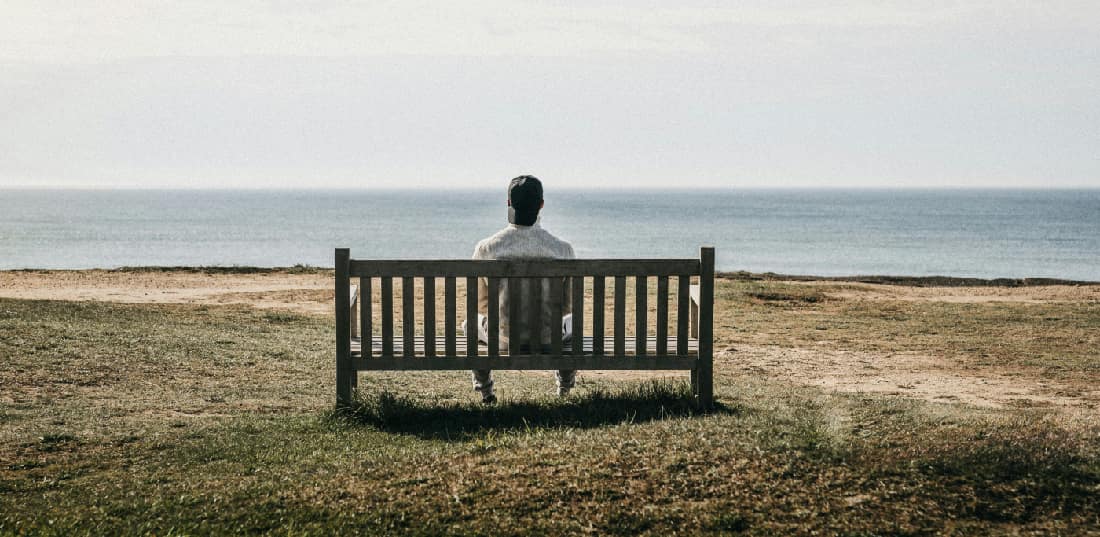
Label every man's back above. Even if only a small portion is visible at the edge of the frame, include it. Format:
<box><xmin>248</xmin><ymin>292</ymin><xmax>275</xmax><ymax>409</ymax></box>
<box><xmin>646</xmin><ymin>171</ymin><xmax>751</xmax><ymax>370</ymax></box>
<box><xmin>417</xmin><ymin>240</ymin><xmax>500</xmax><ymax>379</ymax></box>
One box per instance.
<box><xmin>474</xmin><ymin>221</ymin><xmax>574</xmax><ymax>346</ymax></box>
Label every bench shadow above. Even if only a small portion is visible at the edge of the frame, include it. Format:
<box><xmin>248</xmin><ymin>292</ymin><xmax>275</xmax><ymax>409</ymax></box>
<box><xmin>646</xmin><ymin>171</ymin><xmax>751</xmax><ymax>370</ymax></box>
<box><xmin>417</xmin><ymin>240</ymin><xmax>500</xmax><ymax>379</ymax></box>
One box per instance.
<box><xmin>333</xmin><ymin>380</ymin><xmax>735</xmax><ymax>441</ymax></box>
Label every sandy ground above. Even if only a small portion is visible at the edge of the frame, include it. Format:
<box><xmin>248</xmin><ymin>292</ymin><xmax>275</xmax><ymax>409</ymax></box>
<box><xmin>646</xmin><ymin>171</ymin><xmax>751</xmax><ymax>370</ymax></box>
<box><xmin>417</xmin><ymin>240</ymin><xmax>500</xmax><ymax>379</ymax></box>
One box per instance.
<box><xmin>812</xmin><ymin>281</ymin><xmax>1100</xmax><ymax>304</ymax></box>
<box><xmin>0</xmin><ymin>270</ymin><xmax>335</xmax><ymax>314</ymax></box>
<box><xmin>3</xmin><ymin>270</ymin><xmax>1096</xmax><ymax>411</ymax></box>
<box><xmin>724</xmin><ymin>345</ymin><xmax>1100</xmax><ymax>410</ymax></box>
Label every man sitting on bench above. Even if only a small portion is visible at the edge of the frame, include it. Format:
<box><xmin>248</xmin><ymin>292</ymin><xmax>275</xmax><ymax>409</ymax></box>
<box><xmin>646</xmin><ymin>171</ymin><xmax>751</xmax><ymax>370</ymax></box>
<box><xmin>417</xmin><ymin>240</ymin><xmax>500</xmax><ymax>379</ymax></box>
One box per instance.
<box><xmin>465</xmin><ymin>175</ymin><xmax>576</xmax><ymax>404</ymax></box>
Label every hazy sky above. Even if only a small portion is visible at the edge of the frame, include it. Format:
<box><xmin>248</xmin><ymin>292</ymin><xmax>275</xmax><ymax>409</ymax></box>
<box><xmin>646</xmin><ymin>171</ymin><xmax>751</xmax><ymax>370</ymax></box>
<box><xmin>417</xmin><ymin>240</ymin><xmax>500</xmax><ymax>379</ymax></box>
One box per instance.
<box><xmin>2</xmin><ymin>1</ymin><xmax>1098</xmax><ymax>189</ymax></box>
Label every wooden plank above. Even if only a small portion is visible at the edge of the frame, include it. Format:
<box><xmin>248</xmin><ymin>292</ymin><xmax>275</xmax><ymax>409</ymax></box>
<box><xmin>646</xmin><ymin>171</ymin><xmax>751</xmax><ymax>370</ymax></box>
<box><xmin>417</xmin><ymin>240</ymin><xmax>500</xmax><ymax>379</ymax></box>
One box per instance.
<box><xmin>549</xmin><ymin>277</ymin><xmax>563</xmax><ymax>356</ymax></box>
<box><xmin>636</xmin><ymin>275</ymin><xmax>647</xmax><ymax>357</ymax></box>
<box><xmin>614</xmin><ymin>276</ymin><xmax>626</xmax><ymax>356</ymax></box>
<box><xmin>677</xmin><ymin>275</ymin><xmax>689</xmax><ymax>356</ymax></box>
<box><xmin>571</xmin><ymin>276</ymin><xmax>584</xmax><ymax>355</ymax></box>
<box><xmin>656</xmin><ymin>276</ymin><xmax>668</xmax><ymax>356</ymax></box>
<box><xmin>351</xmin><ymin>258</ymin><xmax>700</xmax><ymax>278</ymax></box>
<box><xmin>445</xmin><ymin>277</ymin><xmax>456</xmax><ymax>357</ymax></box>
<box><xmin>381</xmin><ymin>277</ymin><xmax>394</xmax><ymax>356</ymax></box>
<box><xmin>335</xmin><ymin>248</ymin><xmax>352</xmax><ymax>405</ymax></box>
<box><xmin>592</xmin><ymin>276</ymin><xmax>605</xmax><ymax>356</ymax></box>
<box><xmin>528</xmin><ymin>278</ymin><xmax>541</xmax><ymax>354</ymax></box>
<box><xmin>466</xmin><ymin>276</ymin><xmax>478</xmax><ymax>358</ymax></box>
<box><xmin>487</xmin><ymin>277</ymin><xmax>499</xmax><ymax>357</ymax></box>
<box><xmin>354</xmin><ymin>356</ymin><xmax>697</xmax><ymax>371</ymax></box>
<box><xmin>361</xmin><ymin>277</ymin><xmax>372</xmax><ymax>358</ymax></box>
<box><xmin>358</xmin><ymin>335</ymin><xmax>697</xmax><ymax>356</ymax></box>
<box><xmin>698</xmin><ymin>247</ymin><xmax>715</xmax><ymax>409</ymax></box>
<box><xmin>423</xmin><ymin>277</ymin><xmax>435</xmax><ymax>357</ymax></box>
<box><xmin>402</xmin><ymin>277</ymin><xmax>415</xmax><ymax>357</ymax></box>
<box><xmin>509</xmin><ymin>278</ymin><xmax>521</xmax><ymax>356</ymax></box>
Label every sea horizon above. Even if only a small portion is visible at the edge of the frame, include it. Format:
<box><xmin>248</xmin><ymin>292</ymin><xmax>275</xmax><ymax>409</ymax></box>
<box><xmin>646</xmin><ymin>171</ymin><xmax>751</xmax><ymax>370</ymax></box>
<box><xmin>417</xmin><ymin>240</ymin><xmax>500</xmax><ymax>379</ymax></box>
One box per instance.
<box><xmin>4</xmin><ymin>186</ymin><xmax>1099</xmax><ymax>192</ymax></box>
<box><xmin>2</xmin><ymin>187</ymin><xmax>1098</xmax><ymax>279</ymax></box>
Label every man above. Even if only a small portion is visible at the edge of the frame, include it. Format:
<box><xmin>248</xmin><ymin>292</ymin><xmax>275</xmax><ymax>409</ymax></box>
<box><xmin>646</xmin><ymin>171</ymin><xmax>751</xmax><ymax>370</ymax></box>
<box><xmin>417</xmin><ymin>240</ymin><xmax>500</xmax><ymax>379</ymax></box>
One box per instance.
<box><xmin>468</xmin><ymin>175</ymin><xmax>576</xmax><ymax>404</ymax></box>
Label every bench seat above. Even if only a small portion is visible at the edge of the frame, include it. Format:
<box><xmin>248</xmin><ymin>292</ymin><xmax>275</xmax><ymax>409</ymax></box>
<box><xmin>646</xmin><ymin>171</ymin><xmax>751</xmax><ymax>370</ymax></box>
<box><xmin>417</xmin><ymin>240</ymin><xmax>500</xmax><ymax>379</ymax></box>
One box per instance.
<box><xmin>351</xmin><ymin>335</ymin><xmax>699</xmax><ymax>370</ymax></box>
<box><xmin>352</xmin><ymin>335</ymin><xmax>699</xmax><ymax>357</ymax></box>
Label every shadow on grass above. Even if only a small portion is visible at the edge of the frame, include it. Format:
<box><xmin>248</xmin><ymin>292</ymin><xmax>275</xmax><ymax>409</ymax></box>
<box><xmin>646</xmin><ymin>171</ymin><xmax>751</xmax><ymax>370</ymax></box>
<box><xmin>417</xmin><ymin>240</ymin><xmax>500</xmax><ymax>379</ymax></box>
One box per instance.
<box><xmin>919</xmin><ymin>425</ymin><xmax>1100</xmax><ymax>523</ymax></box>
<box><xmin>330</xmin><ymin>380</ymin><xmax>735</xmax><ymax>441</ymax></box>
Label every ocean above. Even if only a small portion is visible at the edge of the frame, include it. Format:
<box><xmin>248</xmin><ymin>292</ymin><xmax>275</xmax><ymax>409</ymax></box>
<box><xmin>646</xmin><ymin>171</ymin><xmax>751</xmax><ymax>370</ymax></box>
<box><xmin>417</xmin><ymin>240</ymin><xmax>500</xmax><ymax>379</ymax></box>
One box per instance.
<box><xmin>1</xmin><ymin>189</ymin><xmax>1097</xmax><ymax>280</ymax></box>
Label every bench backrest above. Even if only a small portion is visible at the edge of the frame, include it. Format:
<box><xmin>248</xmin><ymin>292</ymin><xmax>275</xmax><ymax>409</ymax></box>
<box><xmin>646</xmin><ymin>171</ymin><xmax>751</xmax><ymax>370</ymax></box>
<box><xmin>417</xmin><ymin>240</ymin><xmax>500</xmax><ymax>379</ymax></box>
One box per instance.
<box><xmin>336</xmin><ymin>248</ymin><xmax>714</xmax><ymax>362</ymax></box>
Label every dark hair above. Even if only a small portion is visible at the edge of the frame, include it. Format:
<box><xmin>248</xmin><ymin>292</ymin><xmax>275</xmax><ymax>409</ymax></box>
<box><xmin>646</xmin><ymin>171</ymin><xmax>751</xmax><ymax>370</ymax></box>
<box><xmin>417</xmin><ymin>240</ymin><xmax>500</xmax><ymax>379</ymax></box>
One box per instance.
<box><xmin>508</xmin><ymin>175</ymin><xmax>543</xmax><ymax>225</ymax></box>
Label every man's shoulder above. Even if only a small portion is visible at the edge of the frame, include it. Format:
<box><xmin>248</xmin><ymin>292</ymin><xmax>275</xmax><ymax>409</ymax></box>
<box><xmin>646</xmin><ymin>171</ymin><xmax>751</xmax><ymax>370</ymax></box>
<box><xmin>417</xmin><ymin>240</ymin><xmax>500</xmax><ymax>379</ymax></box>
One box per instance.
<box><xmin>472</xmin><ymin>227</ymin><xmax>512</xmax><ymax>259</ymax></box>
<box><xmin>474</xmin><ymin>224</ymin><xmax>574</xmax><ymax>260</ymax></box>
<box><xmin>536</xmin><ymin>227</ymin><xmax>575</xmax><ymax>258</ymax></box>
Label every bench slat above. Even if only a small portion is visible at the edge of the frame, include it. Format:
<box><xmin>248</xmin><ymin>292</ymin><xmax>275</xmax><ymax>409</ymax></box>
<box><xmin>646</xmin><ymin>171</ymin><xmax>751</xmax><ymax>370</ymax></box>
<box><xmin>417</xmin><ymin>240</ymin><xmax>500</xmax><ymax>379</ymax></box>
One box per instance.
<box><xmin>445</xmin><ymin>277</ymin><xmax>456</xmax><ymax>357</ymax></box>
<box><xmin>361</xmin><ymin>277</ymin><xmax>371</xmax><ymax>359</ymax></box>
<box><xmin>423</xmin><ymin>277</ymin><xmax>435</xmax><ymax>357</ymax></box>
<box><xmin>487</xmin><ymin>277</ymin><xmax>499</xmax><ymax>357</ymax></box>
<box><xmin>353</xmin><ymin>335</ymin><xmax>698</xmax><ymax>357</ymax></box>
<box><xmin>636</xmin><ymin>275</ymin><xmax>647</xmax><ymax>357</ymax></box>
<box><xmin>351</xmin><ymin>259</ymin><xmax>701</xmax><ymax>278</ymax></box>
<box><xmin>466</xmin><ymin>276</ymin><xmax>478</xmax><ymax>358</ymax></box>
<box><xmin>571</xmin><ymin>277</ymin><xmax>584</xmax><ymax>355</ymax></box>
<box><xmin>508</xmin><ymin>278</ymin><xmax>521</xmax><ymax>357</ymax></box>
<box><xmin>614</xmin><ymin>276</ymin><xmax>626</xmax><ymax>356</ymax></box>
<box><xmin>403</xmin><ymin>277</ymin><xmax>415</xmax><ymax>357</ymax></box>
<box><xmin>526</xmin><ymin>278</ymin><xmax>539</xmax><ymax>354</ymax></box>
<box><xmin>677</xmin><ymin>275</ymin><xmax>690</xmax><ymax>356</ymax></box>
<box><xmin>549</xmin><ymin>277</ymin><xmax>563</xmax><ymax>356</ymax></box>
<box><xmin>354</xmin><ymin>355</ymin><xmax>697</xmax><ymax>371</ymax></box>
<box><xmin>381</xmin><ymin>277</ymin><xmax>394</xmax><ymax>356</ymax></box>
<box><xmin>592</xmin><ymin>276</ymin><xmax>605</xmax><ymax>356</ymax></box>
<box><xmin>657</xmin><ymin>276</ymin><xmax>668</xmax><ymax>356</ymax></box>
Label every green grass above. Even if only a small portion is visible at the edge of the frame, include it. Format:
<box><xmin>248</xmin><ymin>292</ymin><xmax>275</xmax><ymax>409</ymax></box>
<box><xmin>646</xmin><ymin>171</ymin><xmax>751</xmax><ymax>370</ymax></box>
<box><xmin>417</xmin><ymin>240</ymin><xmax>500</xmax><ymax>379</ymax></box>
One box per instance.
<box><xmin>2</xmin><ymin>281</ymin><xmax>1100</xmax><ymax>535</ymax></box>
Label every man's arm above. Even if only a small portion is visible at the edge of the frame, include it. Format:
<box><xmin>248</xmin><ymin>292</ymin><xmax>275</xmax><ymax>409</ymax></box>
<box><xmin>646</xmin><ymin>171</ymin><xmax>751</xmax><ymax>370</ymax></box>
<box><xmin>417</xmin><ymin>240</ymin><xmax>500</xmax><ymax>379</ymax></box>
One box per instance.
<box><xmin>473</xmin><ymin>240</ymin><xmax>491</xmax><ymax>316</ymax></box>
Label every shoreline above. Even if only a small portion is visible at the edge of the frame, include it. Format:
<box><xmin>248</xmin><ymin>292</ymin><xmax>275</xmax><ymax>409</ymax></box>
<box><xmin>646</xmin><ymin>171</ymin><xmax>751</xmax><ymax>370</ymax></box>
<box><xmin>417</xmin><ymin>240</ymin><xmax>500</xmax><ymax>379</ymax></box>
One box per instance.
<box><xmin>4</xmin><ymin>265</ymin><xmax>1097</xmax><ymax>287</ymax></box>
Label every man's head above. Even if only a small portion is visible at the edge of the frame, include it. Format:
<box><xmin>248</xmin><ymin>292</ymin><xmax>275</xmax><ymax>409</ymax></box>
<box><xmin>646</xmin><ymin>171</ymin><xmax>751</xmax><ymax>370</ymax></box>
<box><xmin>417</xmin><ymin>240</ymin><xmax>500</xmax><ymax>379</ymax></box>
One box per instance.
<box><xmin>508</xmin><ymin>175</ymin><xmax>544</xmax><ymax>226</ymax></box>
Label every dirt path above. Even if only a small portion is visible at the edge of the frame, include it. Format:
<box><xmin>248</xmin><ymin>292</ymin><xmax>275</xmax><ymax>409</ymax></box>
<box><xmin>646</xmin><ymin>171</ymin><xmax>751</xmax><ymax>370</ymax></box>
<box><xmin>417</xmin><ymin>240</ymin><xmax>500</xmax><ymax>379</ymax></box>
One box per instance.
<box><xmin>0</xmin><ymin>270</ymin><xmax>334</xmax><ymax>314</ymax></box>
<box><xmin>721</xmin><ymin>345</ymin><xmax>1099</xmax><ymax>410</ymax></box>
<box><xmin>808</xmin><ymin>281</ymin><xmax>1100</xmax><ymax>303</ymax></box>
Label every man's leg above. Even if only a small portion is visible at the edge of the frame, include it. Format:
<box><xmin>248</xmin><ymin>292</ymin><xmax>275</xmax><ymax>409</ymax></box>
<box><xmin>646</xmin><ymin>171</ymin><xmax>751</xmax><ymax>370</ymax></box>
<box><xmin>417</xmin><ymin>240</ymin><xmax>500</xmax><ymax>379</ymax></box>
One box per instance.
<box><xmin>472</xmin><ymin>369</ymin><xmax>496</xmax><ymax>403</ymax></box>
<box><xmin>556</xmin><ymin>369</ymin><xmax>575</xmax><ymax>397</ymax></box>
<box><xmin>464</xmin><ymin>316</ymin><xmax>495</xmax><ymax>403</ymax></box>
<box><xmin>557</xmin><ymin>313</ymin><xmax>575</xmax><ymax>396</ymax></box>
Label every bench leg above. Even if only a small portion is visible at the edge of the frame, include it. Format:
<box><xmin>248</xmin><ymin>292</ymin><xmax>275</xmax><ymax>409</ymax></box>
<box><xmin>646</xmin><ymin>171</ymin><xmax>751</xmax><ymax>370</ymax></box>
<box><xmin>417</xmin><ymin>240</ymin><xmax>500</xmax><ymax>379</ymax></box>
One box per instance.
<box><xmin>698</xmin><ymin>361</ymin><xmax>714</xmax><ymax>411</ymax></box>
<box><xmin>336</xmin><ymin>364</ymin><xmax>353</xmax><ymax>407</ymax></box>
<box><xmin>693</xmin><ymin>359</ymin><xmax>713</xmax><ymax>411</ymax></box>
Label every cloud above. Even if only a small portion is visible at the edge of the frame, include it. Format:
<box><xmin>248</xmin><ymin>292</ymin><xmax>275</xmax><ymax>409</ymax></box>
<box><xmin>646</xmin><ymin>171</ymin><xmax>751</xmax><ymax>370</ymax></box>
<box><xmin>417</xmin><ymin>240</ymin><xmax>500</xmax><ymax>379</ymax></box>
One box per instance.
<box><xmin>8</xmin><ymin>1</ymin><xmax>1095</xmax><ymax>63</ymax></box>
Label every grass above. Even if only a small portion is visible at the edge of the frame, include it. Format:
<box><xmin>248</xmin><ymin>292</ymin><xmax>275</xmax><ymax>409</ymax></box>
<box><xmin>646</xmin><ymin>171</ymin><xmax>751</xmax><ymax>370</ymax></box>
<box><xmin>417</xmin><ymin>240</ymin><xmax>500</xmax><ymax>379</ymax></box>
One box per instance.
<box><xmin>718</xmin><ymin>280</ymin><xmax>1100</xmax><ymax>374</ymax></box>
<box><xmin>2</xmin><ymin>279</ymin><xmax>1099</xmax><ymax>535</ymax></box>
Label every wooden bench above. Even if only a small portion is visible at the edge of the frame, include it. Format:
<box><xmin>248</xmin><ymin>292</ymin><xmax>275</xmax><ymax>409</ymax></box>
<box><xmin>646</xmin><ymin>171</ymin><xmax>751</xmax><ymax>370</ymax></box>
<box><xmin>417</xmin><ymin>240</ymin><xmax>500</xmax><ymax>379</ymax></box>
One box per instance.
<box><xmin>334</xmin><ymin>247</ymin><xmax>715</xmax><ymax>409</ymax></box>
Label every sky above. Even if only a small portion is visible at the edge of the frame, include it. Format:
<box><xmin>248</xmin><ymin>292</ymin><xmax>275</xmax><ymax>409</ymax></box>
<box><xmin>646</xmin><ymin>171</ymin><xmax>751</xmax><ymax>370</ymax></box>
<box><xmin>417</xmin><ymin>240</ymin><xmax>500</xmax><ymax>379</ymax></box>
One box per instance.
<box><xmin>1</xmin><ymin>1</ymin><xmax>1098</xmax><ymax>189</ymax></box>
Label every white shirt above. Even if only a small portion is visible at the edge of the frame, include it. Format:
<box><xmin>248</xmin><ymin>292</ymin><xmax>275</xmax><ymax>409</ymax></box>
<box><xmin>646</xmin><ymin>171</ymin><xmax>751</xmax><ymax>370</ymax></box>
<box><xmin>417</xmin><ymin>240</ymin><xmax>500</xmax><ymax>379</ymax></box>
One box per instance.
<box><xmin>472</xmin><ymin>221</ymin><xmax>575</xmax><ymax>346</ymax></box>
